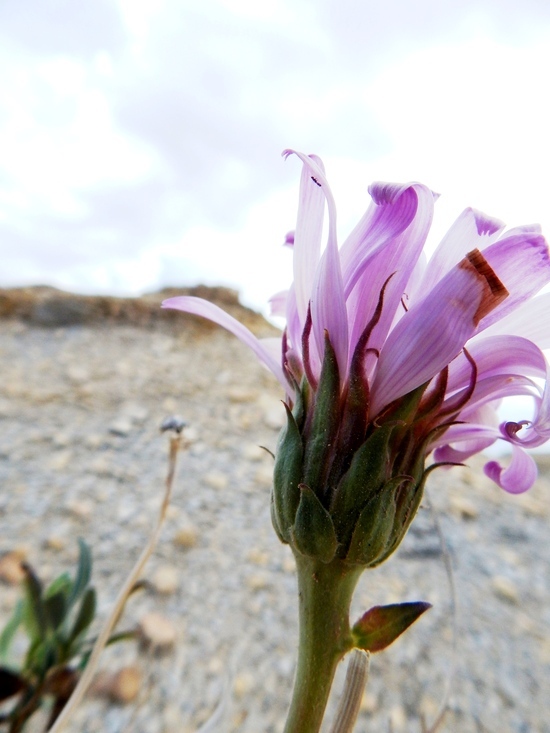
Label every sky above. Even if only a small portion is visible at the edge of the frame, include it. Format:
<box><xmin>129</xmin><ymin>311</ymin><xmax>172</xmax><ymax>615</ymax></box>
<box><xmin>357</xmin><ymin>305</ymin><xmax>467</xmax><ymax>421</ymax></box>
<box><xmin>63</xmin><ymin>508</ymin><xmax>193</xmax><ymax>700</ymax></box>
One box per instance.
<box><xmin>1</xmin><ymin>0</ymin><xmax>550</xmax><ymax>315</ymax></box>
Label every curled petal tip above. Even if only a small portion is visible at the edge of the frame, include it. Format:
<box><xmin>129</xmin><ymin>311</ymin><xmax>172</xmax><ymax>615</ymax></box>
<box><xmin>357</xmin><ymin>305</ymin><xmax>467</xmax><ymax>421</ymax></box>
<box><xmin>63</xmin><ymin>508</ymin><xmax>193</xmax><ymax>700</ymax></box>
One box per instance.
<box><xmin>484</xmin><ymin>445</ymin><xmax>538</xmax><ymax>494</ymax></box>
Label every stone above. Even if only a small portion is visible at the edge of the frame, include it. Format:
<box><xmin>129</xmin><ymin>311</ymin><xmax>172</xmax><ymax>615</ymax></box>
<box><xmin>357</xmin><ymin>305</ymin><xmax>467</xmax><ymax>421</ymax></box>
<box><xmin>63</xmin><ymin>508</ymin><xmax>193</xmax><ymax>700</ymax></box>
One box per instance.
<box><xmin>226</xmin><ymin>386</ymin><xmax>258</xmax><ymax>403</ymax></box>
<box><xmin>491</xmin><ymin>576</ymin><xmax>520</xmax><ymax>604</ymax></box>
<box><xmin>109</xmin><ymin>417</ymin><xmax>133</xmax><ymax>437</ymax></box>
<box><xmin>245</xmin><ymin>573</ymin><xmax>269</xmax><ymax>591</ymax></box>
<box><xmin>109</xmin><ymin>666</ymin><xmax>142</xmax><ymax>703</ymax></box>
<box><xmin>173</xmin><ymin>525</ymin><xmax>199</xmax><ymax>549</ymax></box>
<box><xmin>233</xmin><ymin>671</ymin><xmax>254</xmax><ymax>698</ymax></box>
<box><xmin>261</xmin><ymin>397</ymin><xmax>285</xmax><ymax>430</ymax></box>
<box><xmin>138</xmin><ymin>612</ymin><xmax>178</xmax><ymax>651</ymax></box>
<box><xmin>44</xmin><ymin>535</ymin><xmax>66</xmax><ymax>551</ymax></box>
<box><xmin>203</xmin><ymin>471</ymin><xmax>228</xmax><ymax>490</ymax></box>
<box><xmin>448</xmin><ymin>494</ymin><xmax>479</xmax><ymax>519</ymax></box>
<box><xmin>152</xmin><ymin>565</ymin><xmax>179</xmax><ymax>595</ymax></box>
<box><xmin>0</xmin><ymin>551</ymin><xmax>26</xmax><ymax>584</ymax></box>
<box><xmin>241</xmin><ymin>443</ymin><xmax>266</xmax><ymax>461</ymax></box>
<box><xmin>66</xmin><ymin>499</ymin><xmax>94</xmax><ymax>519</ymax></box>
<box><xmin>46</xmin><ymin>450</ymin><xmax>73</xmax><ymax>472</ymax></box>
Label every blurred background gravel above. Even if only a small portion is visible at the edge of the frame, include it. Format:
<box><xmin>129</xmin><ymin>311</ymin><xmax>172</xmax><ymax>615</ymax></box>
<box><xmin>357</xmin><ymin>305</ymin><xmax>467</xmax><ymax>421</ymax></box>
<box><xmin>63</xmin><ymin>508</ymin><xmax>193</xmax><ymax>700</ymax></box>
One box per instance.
<box><xmin>0</xmin><ymin>288</ymin><xmax>548</xmax><ymax>733</ymax></box>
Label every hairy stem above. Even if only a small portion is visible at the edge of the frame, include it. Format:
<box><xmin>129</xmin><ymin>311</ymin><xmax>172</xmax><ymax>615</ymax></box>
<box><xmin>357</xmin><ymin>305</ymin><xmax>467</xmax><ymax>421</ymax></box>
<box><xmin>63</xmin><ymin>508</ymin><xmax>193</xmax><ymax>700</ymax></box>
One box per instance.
<box><xmin>283</xmin><ymin>553</ymin><xmax>363</xmax><ymax>733</ymax></box>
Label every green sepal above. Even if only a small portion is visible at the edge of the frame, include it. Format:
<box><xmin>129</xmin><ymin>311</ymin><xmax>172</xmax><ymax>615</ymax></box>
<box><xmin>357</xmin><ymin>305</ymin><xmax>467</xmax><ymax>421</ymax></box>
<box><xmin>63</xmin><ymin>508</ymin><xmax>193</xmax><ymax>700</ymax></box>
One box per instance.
<box><xmin>375</xmin><ymin>461</ymin><xmax>428</xmax><ymax>566</ymax></box>
<box><xmin>302</xmin><ymin>332</ymin><xmax>341</xmax><ymax>495</ymax></box>
<box><xmin>270</xmin><ymin>490</ymin><xmax>285</xmax><ymax>543</ymax></box>
<box><xmin>352</xmin><ymin>601</ymin><xmax>432</xmax><ymax>652</ymax></box>
<box><xmin>330</xmin><ymin>424</ymin><xmax>395</xmax><ymax>549</ymax></box>
<box><xmin>292</xmin><ymin>485</ymin><xmax>338</xmax><ymax>563</ymax></box>
<box><xmin>345</xmin><ymin>476</ymin><xmax>409</xmax><ymax>566</ymax></box>
<box><xmin>291</xmin><ymin>374</ymin><xmax>309</xmax><ymax>431</ymax></box>
<box><xmin>272</xmin><ymin>403</ymin><xmax>304</xmax><ymax>542</ymax></box>
<box><xmin>377</xmin><ymin>382</ymin><xmax>429</xmax><ymax>427</ymax></box>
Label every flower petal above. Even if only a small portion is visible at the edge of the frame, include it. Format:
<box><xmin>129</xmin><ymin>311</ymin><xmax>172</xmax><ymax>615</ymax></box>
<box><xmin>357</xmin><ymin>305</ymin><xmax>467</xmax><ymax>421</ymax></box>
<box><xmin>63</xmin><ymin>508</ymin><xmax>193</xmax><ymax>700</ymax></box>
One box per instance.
<box><xmin>282</xmin><ymin>150</ymin><xmax>326</xmax><ymax>330</ymax></box>
<box><xmin>477</xmin><ymin>226</ymin><xmax>550</xmax><ymax>331</ymax></box>
<box><xmin>446</xmin><ymin>335</ymin><xmax>547</xmax><ymax>395</ymax></box>
<box><xmin>284</xmin><ymin>149</ymin><xmax>348</xmax><ymax>376</ymax></box>
<box><xmin>343</xmin><ymin>183</ymin><xmax>435</xmax><ymax>368</ymax></box>
<box><xmin>480</xmin><ymin>292</ymin><xmax>550</xmax><ymax>349</ymax></box>
<box><xmin>162</xmin><ymin>296</ymin><xmax>286</xmax><ymax>387</ymax></box>
<box><xmin>483</xmin><ymin>444</ymin><xmax>538</xmax><ymax>494</ymax></box>
<box><xmin>370</xmin><ymin>250</ymin><xmax>508</xmax><ymax>416</ymax></box>
<box><xmin>419</xmin><ymin>208</ymin><xmax>504</xmax><ymax>294</ymax></box>
<box><xmin>269</xmin><ymin>290</ymin><xmax>288</xmax><ymax>318</ymax></box>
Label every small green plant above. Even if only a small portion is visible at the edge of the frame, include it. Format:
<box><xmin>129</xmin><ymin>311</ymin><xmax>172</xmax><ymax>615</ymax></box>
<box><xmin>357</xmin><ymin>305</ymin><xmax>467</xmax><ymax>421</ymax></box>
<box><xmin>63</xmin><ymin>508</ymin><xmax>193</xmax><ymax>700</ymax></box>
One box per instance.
<box><xmin>0</xmin><ymin>540</ymin><xmax>130</xmax><ymax>732</ymax></box>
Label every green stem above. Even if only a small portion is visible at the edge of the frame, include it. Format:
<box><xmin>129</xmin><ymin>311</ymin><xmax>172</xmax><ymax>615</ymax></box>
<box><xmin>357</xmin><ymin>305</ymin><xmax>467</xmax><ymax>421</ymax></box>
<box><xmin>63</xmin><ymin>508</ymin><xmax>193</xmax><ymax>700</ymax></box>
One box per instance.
<box><xmin>283</xmin><ymin>552</ymin><xmax>363</xmax><ymax>733</ymax></box>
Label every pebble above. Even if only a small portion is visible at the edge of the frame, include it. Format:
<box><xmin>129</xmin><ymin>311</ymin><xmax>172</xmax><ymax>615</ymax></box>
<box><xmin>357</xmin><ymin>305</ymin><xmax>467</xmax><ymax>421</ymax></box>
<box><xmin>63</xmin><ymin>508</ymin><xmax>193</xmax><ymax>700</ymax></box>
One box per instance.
<box><xmin>138</xmin><ymin>612</ymin><xmax>178</xmax><ymax>651</ymax></box>
<box><xmin>233</xmin><ymin>671</ymin><xmax>254</xmax><ymax>698</ymax></box>
<box><xmin>247</xmin><ymin>548</ymin><xmax>270</xmax><ymax>566</ymax></box>
<box><xmin>47</xmin><ymin>450</ymin><xmax>73</xmax><ymax>471</ymax></box>
<box><xmin>389</xmin><ymin>704</ymin><xmax>407</xmax><ymax>731</ymax></box>
<box><xmin>93</xmin><ymin>666</ymin><xmax>142</xmax><ymax>703</ymax></box>
<box><xmin>241</xmin><ymin>443</ymin><xmax>266</xmax><ymax>461</ymax></box>
<box><xmin>245</xmin><ymin>573</ymin><xmax>269</xmax><ymax>591</ymax></box>
<box><xmin>66</xmin><ymin>365</ymin><xmax>89</xmax><ymax>383</ymax></box>
<box><xmin>491</xmin><ymin>575</ymin><xmax>521</xmax><ymax>604</ymax></box>
<box><xmin>448</xmin><ymin>493</ymin><xmax>479</xmax><ymax>519</ymax></box>
<box><xmin>0</xmin><ymin>551</ymin><xmax>26</xmax><ymax>584</ymax></box>
<box><xmin>203</xmin><ymin>471</ymin><xmax>228</xmax><ymax>490</ymax></box>
<box><xmin>44</xmin><ymin>535</ymin><xmax>66</xmax><ymax>551</ymax></box>
<box><xmin>254</xmin><ymin>464</ymin><xmax>274</xmax><ymax>487</ymax></box>
<box><xmin>173</xmin><ymin>525</ymin><xmax>199</xmax><ymax>549</ymax></box>
<box><xmin>109</xmin><ymin>666</ymin><xmax>142</xmax><ymax>703</ymax></box>
<box><xmin>66</xmin><ymin>498</ymin><xmax>94</xmax><ymax>519</ymax></box>
<box><xmin>360</xmin><ymin>691</ymin><xmax>378</xmax><ymax>713</ymax></box>
<box><xmin>226</xmin><ymin>386</ymin><xmax>258</xmax><ymax>403</ymax></box>
<box><xmin>152</xmin><ymin>565</ymin><xmax>179</xmax><ymax>595</ymax></box>
<box><xmin>109</xmin><ymin>418</ymin><xmax>133</xmax><ymax>437</ymax></box>
<box><xmin>260</xmin><ymin>395</ymin><xmax>284</xmax><ymax>429</ymax></box>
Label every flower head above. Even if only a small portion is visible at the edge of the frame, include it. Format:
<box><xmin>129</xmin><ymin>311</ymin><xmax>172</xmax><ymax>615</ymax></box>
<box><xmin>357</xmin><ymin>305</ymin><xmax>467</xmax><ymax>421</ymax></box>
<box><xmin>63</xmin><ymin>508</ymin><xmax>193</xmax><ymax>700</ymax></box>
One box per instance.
<box><xmin>164</xmin><ymin>150</ymin><xmax>550</xmax><ymax>563</ymax></box>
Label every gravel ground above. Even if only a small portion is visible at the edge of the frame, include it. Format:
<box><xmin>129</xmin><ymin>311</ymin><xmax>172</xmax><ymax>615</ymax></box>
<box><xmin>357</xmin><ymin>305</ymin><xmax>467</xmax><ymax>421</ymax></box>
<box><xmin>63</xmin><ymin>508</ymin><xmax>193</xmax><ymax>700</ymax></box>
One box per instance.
<box><xmin>0</xmin><ymin>297</ymin><xmax>549</xmax><ymax>733</ymax></box>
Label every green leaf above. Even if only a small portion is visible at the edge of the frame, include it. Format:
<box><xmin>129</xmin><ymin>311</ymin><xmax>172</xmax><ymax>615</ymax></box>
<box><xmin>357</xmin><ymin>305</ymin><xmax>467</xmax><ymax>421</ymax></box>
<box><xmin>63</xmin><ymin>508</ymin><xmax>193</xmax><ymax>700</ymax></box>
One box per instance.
<box><xmin>0</xmin><ymin>600</ymin><xmax>24</xmax><ymax>665</ymax></box>
<box><xmin>69</xmin><ymin>587</ymin><xmax>96</xmax><ymax>645</ymax></box>
<box><xmin>352</xmin><ymin>602</ymin><xmax>432</xmax><ymax>653</ymax></box>
<box><xmin>22</xmin><ymin>564</ymin><xmax>47</xmax><ymax>641</ymax></box>
<box><xmin>44</xmin><ymin>592</ymin><xmax>67</xmax><ymax>632</ymax></box>
<box><xmin>67</xmin><ymin>539</ymin><xmax>92</xmax><ymax>609</ymax></box>
<box><xmin>0</xmin><ymin>667</ymin><xmax>27</xmax><ymax>702</ymax></box>
<box><xmin>292</xmin><ymin>485</ymin><xmax>338</xmax><ymax>563</ymax></box>
<box><xmin>45</xmin><ymin>572</ymin><xmax>73</xmax><ymax>602</ymax></box>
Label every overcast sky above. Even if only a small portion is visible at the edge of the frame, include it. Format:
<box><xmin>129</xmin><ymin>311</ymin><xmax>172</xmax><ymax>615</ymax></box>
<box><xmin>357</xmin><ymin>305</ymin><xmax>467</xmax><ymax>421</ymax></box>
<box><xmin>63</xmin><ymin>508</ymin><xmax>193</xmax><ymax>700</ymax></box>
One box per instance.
<box><xmin>2</xmin><ymin>0</ymin><xmax>550</xmax><ymax>313</ymax></box>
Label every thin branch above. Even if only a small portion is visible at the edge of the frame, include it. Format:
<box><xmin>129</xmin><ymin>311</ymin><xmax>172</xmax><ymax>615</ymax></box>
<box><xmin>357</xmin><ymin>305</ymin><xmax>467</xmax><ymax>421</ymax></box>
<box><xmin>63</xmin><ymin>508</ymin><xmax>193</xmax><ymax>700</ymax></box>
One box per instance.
<box><xmin>48</xmin><ymin>434</ymin><xmax>184</xmax><ymax>733</ymax></box>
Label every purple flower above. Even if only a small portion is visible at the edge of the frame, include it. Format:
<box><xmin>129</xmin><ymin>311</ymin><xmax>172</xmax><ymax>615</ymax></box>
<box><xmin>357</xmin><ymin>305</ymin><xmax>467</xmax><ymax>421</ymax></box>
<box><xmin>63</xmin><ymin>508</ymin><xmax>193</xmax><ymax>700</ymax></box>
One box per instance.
<box><xmin>163</xmin><ymin>150</ymin><xmax>550</xmax><ymax>496</ymax></box>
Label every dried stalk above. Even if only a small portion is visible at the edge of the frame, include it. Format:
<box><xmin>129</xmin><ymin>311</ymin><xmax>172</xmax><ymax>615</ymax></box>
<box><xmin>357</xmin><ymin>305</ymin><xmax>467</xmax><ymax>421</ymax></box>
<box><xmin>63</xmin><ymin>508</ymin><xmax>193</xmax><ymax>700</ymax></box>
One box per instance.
<box><xmin>328</xmin><ymin>649</ymin><xmax>370</xmax><ymax>733</ymax></box>
<box><xmin>48</xmin><ymin>433</ymin><xmax>184</xmax><ymax>733</ymax></box>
